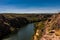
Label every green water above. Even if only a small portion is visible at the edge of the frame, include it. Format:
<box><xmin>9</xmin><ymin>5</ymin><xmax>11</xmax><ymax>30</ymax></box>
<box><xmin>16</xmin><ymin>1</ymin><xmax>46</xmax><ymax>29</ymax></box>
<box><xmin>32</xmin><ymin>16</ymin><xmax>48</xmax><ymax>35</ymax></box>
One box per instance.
<box><xmin>3</xmin><ymin>24</ymin><xmax>34</xmax><ymax>40</ymax></box>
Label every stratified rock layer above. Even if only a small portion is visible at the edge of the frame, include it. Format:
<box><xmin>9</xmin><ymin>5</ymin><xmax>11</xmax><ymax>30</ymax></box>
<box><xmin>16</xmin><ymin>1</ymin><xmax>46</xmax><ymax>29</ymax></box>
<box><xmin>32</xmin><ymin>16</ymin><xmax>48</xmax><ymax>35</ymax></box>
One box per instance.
<box><xmin>33</xmin><ymin>13</ymin><xmax>60</xmax><ymax>40</ymax></box>
<box><xmin>0</xmin><ymin>15</ymin><xmax>29</xmax><ymax>40</ymax></box>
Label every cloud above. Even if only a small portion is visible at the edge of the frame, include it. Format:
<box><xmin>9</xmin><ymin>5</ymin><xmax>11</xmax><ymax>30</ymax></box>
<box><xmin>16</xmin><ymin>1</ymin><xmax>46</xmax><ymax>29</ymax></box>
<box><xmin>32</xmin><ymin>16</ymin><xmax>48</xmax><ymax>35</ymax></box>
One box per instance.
<box><xmin>0</xmin><ymin>6</ymin><xmax>60</xmax><ymax>13</ymax></box>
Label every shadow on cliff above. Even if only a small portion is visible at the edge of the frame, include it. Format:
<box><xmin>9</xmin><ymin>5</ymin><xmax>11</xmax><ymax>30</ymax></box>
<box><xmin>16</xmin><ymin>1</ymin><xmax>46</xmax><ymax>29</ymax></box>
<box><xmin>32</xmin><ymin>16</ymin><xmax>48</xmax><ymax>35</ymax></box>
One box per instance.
<box><xmin>0</xmin><ymin>15</ymin><xmax>29</xmax><ymax>40</ymax></box>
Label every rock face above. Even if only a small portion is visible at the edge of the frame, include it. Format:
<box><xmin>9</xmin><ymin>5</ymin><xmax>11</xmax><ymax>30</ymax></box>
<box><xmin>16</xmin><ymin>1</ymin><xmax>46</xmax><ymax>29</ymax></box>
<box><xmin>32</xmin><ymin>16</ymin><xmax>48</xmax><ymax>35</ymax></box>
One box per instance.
<box><xmin>0</xmin><ymin>14</ymin><xmax>46</xmax><ymax>40</ymax></box>
<box><xmin>0</xmin><ymin>14</ymin><xmax>60</xmax><ymax>40</ymax></box>
<box><xmin>9</xmin><ymin>17</ymin><xmax>29</xmax><ymax>28</ymax></box>
<box><xmin>33</xmin><ymin>14</ymin><xmax>60</xmax><ymax>40</ymax></box>
<box><xmin>0</xmin><ymin>15</ymin><xmax>29</xmax><ymax>40</ymax></box>
<box><xmin>40</xmin><ymin>33</ymin><xmax>60</xmax><ymax>40</ymax></box>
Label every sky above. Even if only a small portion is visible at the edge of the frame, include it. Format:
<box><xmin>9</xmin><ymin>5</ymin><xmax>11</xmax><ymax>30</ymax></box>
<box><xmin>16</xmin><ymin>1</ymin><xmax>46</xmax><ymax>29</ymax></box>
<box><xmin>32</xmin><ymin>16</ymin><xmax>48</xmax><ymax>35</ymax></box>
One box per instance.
<box><xmin>0</xmin><ymin>0</ymin><xmax>60</xmax><ymax>13</ymax></box>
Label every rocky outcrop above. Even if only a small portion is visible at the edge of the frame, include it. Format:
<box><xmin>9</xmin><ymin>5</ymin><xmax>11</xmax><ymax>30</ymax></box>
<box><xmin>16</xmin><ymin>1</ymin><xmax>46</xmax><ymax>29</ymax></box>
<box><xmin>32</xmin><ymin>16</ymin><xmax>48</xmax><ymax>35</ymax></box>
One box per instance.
<box><xmin>0</xmin><ymin>14</ymin><xmax>45</xmax><ymax>40</ymax></box>
<box><xmin>0</xmin><ymin>14</ymin><xmax>59</xmax><ymax>40</ymax></box>
<box><xmin>33</xmin><ymin>13</ymin><xmax>60</xmax><ymax>40</ymax></box>
<box><xmin>0</xmin><ymin>15</ymin><xmax>29</xmax><ymax>40</ymax></box>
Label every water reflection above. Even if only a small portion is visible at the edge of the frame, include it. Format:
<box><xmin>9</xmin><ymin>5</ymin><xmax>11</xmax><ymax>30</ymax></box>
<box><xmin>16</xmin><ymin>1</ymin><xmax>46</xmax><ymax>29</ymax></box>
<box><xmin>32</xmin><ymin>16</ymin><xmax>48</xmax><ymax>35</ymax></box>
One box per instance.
<box><xmin>3</xmin><ymin>24</ymin><xmax>34</xmax><ymax>40</ymax></box>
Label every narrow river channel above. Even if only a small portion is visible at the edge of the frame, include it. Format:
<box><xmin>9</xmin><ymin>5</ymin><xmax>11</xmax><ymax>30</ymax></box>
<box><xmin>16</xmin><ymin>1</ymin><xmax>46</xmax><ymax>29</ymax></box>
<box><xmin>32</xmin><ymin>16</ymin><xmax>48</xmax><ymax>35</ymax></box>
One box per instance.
<box><xmin>3</xmin><ymin>23</ymin><xmax>34</xmax><ymax>40</ymax></box>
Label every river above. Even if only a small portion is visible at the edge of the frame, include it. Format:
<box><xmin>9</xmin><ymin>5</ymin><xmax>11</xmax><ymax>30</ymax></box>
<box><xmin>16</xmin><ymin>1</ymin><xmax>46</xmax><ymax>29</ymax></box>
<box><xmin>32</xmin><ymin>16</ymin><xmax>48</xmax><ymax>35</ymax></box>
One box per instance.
<box><xmin>3</xmin><ymin>23</ymin><xmax>34</xmax><ymax>40</ymax></box>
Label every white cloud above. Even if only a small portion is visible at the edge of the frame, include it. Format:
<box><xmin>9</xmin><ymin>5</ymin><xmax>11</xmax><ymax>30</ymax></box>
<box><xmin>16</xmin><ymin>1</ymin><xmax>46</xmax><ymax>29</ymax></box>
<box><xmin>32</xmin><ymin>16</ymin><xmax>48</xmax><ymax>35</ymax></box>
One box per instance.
<box><xmin>0</xmin><ymin>6</ymin><xmax>60</xmax><ymax>13</ymax></box>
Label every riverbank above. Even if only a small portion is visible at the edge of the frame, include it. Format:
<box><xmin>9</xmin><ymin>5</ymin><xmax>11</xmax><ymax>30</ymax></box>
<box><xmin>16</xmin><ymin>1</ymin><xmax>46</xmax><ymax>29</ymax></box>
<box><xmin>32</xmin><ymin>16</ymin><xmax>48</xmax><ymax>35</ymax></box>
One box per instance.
<box><xmin>0</xmin><ymin>14</ymin><xmax>45</xmax><ymax>40</ymax></box>
<box><xmin>33</xmin><ymin>13</ymin><xmax>60</xmax><ymax>40</ymax></box>
<box><xmin>3</xmin><ymin>23</ymin><xmax>34</xmax><ymax>40</ymax></box>
<box><xmin>0</xmin><ymin>13</ymin><xmax>60</xmax><ymax>40</ymax></box>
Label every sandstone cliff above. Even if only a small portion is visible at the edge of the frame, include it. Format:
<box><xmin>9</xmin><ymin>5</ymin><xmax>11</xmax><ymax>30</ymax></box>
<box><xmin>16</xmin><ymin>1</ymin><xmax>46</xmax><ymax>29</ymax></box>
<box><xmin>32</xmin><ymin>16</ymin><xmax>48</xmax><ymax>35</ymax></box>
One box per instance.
<box><xmin>33</xmin><ymin>13</ymin><xmax>60</xmax><ymax>40</ymax></box>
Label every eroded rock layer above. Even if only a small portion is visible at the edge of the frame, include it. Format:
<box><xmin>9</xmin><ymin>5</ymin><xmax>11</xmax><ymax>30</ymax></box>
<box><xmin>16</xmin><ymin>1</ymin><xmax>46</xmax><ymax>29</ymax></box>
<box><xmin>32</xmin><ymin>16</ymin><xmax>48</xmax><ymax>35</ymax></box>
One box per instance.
<box><xmin>33</xmin><ymin>13</ymin><xmax>60</xmax><ymax>40</ymax></box>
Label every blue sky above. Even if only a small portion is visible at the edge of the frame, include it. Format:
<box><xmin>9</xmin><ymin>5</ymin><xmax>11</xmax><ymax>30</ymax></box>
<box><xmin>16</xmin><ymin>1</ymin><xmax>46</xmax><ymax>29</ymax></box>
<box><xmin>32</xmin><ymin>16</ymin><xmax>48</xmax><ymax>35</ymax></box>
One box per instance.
<box><xmin>0</xmin><ymin>0</ymin><xmax>60</xmax><ymax>13</ymax></box>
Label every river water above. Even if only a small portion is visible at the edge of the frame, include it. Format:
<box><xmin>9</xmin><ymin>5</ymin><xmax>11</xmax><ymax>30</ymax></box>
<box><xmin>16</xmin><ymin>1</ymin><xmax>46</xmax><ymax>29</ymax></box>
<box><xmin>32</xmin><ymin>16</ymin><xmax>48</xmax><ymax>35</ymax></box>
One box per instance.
<box><xmin>3</xmin><ymin>23</ymin><xmax>34</xmax><ymax>40</ymax></box>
